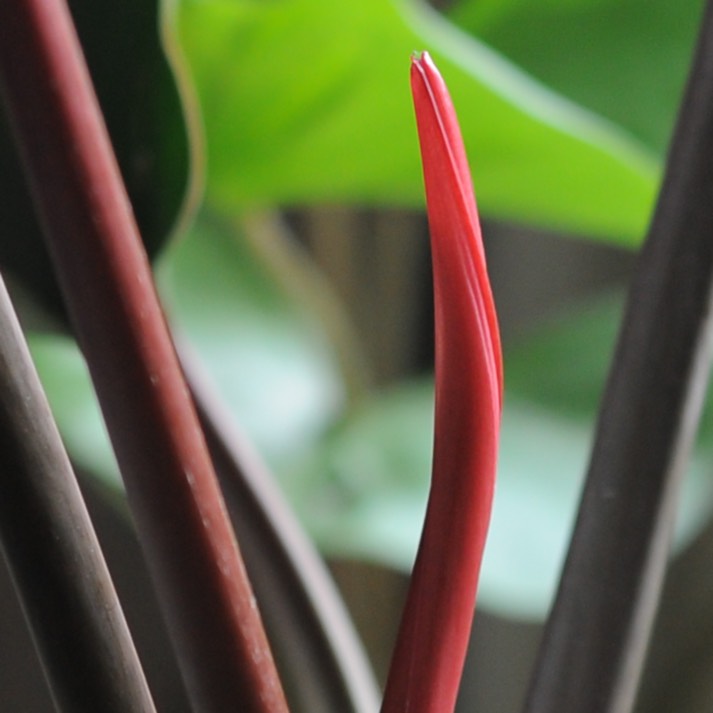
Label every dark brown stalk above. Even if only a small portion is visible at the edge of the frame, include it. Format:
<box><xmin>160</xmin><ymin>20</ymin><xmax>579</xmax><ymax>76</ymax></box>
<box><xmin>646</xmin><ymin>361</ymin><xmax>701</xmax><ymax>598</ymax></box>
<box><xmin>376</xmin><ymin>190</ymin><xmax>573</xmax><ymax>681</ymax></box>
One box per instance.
<box><xmin>0</xmin><ymin>2</ymin><xmax>288</xmax><ymax>712</ymax></box>
<box><xmin>522</xmin><ymin>3</ymin><xmax>713</xmax><ymax>713</ymax></box>
<box><xmin>0</xmin><ymin>275</ymin><xmax>155</xmax><ymax>713</ymax></box>
<box><xmin>182</xmin><ymin>348</ymin><xmax>381</xmax><ymax>713</ymax></box>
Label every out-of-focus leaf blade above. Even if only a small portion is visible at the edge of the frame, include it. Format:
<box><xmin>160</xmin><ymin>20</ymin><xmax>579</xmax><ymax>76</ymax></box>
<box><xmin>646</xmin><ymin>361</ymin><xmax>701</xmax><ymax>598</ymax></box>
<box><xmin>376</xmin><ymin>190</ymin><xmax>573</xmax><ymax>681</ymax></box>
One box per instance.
<box><xmin>28</xmin><ymin>334</ymin><xmax>121</xmax><ymax>487</ymax></box>
<box><xmin>449</xmin><ymin>0</ymin><xmax>704</xmax><ymax>153</ymax></box>
<box><xmin>284</xmin><ymin>295</ymin><xmax>713</xmax><ymax>619</ymax></box>
<box><xmin>176</xmin><ymin>0</ymin><xmax>658</xmax><ymax>242</ymax></box>
<box><xmin>505</xmin><ymin>293</ymin><xmax>623</xmax><ymax>417</ymax></box>
<box><xmin>282</xmin><ymin>381</ymin><xmax>435</xmax><ymax>571</ymax></box>
<box><xmin>157</xmin><ymin>212</ymin><xmax>346</xmax><ymax>470</ymax></box>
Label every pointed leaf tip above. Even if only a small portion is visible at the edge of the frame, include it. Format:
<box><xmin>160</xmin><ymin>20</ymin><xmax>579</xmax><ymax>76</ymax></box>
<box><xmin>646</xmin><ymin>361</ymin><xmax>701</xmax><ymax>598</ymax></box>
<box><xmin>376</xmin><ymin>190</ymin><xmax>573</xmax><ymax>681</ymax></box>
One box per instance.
<box><xmin>381</xmin><ymin>54</ymin><xmax>502</xmax><ymax>713</ymax></box>
<box><xmin>409</xmin><ymin>51</ymin><xmax>502</xmax><ymax>406</ymax></box>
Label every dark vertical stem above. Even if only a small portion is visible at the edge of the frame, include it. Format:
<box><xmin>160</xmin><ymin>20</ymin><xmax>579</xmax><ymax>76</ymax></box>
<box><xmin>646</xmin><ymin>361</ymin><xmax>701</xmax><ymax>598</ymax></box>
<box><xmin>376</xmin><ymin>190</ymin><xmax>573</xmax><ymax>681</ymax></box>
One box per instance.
<box><xmin>0</xmin><ymin>2</ymin><xmax>288</xmax><ymax>712</ymax></box>
<box><xmin>522</xmin><ymin>3</ymin><xmax>713</xmax><ymax>713</ymax></box>
<box><xmin>183</xmin><ymin>349</ymin><xmax>380</xmax><ymax>713</ymax></box>
<box><xmin>0</xmin><ymin>275</ymin><xmax>155</xmax><ymax>713</ymax></box>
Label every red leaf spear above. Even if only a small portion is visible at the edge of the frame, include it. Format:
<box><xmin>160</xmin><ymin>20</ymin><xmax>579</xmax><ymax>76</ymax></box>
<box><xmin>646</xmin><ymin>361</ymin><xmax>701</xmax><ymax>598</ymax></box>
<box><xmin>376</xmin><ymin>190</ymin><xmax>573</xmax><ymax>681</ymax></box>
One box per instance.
<box><xmin>381</xmin><ymin>52</ymin><xmax>503</xmax><ymax>713</ymax></box>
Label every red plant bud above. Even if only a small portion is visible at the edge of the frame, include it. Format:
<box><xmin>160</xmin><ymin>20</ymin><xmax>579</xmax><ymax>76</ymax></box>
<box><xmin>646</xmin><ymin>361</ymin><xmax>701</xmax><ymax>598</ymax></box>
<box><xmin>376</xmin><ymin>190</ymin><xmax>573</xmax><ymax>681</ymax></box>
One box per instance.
<box><xmin>381</xmin><ymin>52</ymin><xmax>503</xmax><ymax>713</ymax></box>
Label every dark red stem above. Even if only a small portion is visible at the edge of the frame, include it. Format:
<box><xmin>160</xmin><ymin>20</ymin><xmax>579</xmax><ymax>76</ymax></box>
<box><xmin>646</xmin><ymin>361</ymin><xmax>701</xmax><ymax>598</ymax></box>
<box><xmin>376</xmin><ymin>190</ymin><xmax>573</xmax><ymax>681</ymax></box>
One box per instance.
<box><xmin>0</xmin><ymin>2</ymin><xmax>288</xmax><ymax>712</ymax></box>
<box><xmin>182</xmin><ymin>347</ymin><xmax>381</xmax><ymax>713</ymax></box>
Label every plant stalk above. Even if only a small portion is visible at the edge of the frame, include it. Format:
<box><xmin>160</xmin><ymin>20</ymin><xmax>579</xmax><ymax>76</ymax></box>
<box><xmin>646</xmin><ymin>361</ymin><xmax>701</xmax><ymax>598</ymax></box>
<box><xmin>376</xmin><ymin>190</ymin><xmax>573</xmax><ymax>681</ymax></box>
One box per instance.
<box><xmin>182</xmin><ymin>347</ymin><xmax>381</xmax><ymax>713</ymax></box>
<box><xmin>0</xmin><ymin>2</ymin><xmax>288</xmax><ymax>711</ymax></box>
<box><xmin>0</xmin><ymin>274</ymin><xmax>156</xmax><ymax>713</ymax></box>
<box><xmin>522</xmin><ymin>2</ymin><xmax>713</xmax><ymax>712</ymax></box>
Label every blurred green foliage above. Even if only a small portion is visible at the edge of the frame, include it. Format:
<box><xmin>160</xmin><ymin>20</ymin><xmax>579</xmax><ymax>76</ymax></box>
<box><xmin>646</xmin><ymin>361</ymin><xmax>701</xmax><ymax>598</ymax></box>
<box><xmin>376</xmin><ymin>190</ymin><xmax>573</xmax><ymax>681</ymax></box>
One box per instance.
<box><xmin>176</xmin><ymin>0</ymin><xmax>658</xmax><ymax>241</ymax></box>
<box><xmin>5</xmin><ymin>0</ymin><xmax>711</xmax><ymax>620</ymax></box>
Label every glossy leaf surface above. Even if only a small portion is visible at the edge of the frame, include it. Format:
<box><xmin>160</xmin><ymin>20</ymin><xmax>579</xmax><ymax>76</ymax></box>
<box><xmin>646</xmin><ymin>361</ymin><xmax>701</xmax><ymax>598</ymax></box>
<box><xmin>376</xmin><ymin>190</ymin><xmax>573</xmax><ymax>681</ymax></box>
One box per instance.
<box><xmin>449</xmin><ymin>0</ymin><xmax>704</xmax><ymax>153</ymax></box>
<box><xmin>176</xmin><ymin>0</ymin><xmax>657</xmax><ymax>242</ymax></box>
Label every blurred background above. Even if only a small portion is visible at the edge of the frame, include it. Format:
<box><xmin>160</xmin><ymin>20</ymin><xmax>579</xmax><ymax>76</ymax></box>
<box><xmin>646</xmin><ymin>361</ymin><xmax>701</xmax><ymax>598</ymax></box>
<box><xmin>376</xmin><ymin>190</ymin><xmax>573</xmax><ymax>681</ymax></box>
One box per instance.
<box><xmin>2</xmin><ymin>0</ymin><xmax>713</xmax><ymax>710</ymax></box>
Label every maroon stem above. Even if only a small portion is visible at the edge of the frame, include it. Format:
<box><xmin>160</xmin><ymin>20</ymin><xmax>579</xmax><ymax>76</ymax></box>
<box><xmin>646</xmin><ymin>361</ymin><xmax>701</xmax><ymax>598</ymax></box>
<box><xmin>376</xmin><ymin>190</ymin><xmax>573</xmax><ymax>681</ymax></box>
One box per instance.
<box><xmin>0</xmin><ymin>2</ymin><xmax>288</xmax><ymax>712</ymax></box>
<box><xmin>182</xmin><ymin>346</ymin><xmax>381</xmax><ymax>713</ymax></box>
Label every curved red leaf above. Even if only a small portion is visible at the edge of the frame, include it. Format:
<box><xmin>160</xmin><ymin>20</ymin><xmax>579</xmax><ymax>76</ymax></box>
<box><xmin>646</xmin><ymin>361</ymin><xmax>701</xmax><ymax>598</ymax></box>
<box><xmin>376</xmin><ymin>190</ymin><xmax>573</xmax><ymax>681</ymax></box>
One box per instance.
<box><xmin>381</xmin><ymin>52</ymin><xmax>503</xmax><ymax>713</ymax></box>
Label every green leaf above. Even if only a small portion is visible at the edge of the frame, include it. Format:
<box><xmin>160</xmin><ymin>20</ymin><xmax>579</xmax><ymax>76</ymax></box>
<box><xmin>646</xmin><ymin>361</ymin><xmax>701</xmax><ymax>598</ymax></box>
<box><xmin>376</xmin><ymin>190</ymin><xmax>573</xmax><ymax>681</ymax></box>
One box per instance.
<box><xmin>285</xmin><ymin>295</ymin><xmax>713</xmax><ymax>619</ymax></box>
<box><xmin>505</xmin><ymin>291</ymin><xmax>713</xmax><ymax>444</ymax></box>
<box><xmin>0</xmin><ymin>0</ymin><xmax>195</xmax><ymax>314</ymax></box>
<box><xmin>28</xmin><ymin>334</ymin><xmax>121</xmax><ymax>488</ymax></box>
<box><xmin>505</xmin><ymin>293</ymin><xmax>623</xmax><ymax>417</ymax></box>
<box><xmin>449</xmin><ymin>0</ymin><xmax>704</xmax><ymax>154</ymax></box>
<box><xmin>490</xmin><ymin>397</ymin><xmax>713</xmax><ymax>618</ymax></box>
<box><xmin>157</xmin><ymin>212</ymin><xmax>346</xmax><ymax>469</ymax></box>
<box><xmin>175</xmin><ymin>0</ymin><xmax>658</xmax><ymax>242</ymax></box>
<box><xmin>282</xmin><ymin>381</ymin><xmax>436</xmax><ymax>571</ymax></box>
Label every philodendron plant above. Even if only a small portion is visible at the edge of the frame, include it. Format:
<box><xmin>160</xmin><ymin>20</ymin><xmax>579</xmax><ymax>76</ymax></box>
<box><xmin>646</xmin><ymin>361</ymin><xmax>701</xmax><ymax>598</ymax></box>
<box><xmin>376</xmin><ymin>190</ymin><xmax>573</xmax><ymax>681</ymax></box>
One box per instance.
<box><xmin>0</xmin><ymin>3</ymin><xmax>500</xmax><ymax>712</ymax></box>
<box><xmin>1</xmin><ymin>0</ymin><xmax>713</xmax><ymax>712</ymax></box>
